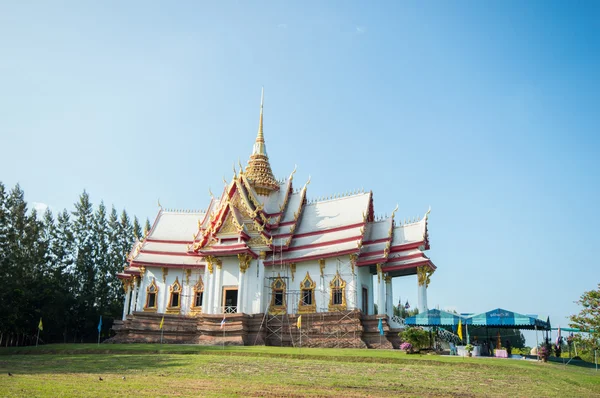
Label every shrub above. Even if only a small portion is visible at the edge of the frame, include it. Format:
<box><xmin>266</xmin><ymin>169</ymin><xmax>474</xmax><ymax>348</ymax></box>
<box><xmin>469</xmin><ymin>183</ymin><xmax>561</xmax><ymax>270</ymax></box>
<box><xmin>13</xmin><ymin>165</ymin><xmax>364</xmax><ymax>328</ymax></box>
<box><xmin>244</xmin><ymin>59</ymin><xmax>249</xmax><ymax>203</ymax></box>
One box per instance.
<box><xmin>400</xmin><ymin>342</ymin><xmax>412</xmax><ymax>352</ymax></box>
<box><xmin>399</xmin><ymin>327</ymin><xmax>430</xmax><ymax>352</ymax></box>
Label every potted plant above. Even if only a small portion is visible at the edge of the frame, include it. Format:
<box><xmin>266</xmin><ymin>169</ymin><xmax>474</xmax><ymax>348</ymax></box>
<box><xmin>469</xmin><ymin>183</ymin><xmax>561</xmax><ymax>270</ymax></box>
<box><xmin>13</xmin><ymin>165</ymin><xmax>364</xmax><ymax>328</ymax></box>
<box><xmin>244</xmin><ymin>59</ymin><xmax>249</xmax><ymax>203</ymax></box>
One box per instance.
<box><xmin>538</xmin><ymin>344</ymin><xmax>550</xmax><ymax>362</ymax></box>
<box><xmin>465</xmin><ymin>344</ymin><xmax>474</xmax><ymax>357</ymax></box>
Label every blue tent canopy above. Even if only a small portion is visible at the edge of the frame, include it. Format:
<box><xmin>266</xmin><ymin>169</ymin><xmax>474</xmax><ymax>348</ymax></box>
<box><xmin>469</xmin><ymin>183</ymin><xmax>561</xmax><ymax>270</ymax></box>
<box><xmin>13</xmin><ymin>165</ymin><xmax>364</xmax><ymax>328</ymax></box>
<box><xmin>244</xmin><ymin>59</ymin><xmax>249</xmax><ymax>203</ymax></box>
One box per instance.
<box><xmin>404</xmin><ymin>309</ymin><xmax>467</xmax><ymax>327</ymax></box>
<box><xmin>464</xmin><ymin>308</ymin><xmax>550</xmax><ymax>330</ymax></box>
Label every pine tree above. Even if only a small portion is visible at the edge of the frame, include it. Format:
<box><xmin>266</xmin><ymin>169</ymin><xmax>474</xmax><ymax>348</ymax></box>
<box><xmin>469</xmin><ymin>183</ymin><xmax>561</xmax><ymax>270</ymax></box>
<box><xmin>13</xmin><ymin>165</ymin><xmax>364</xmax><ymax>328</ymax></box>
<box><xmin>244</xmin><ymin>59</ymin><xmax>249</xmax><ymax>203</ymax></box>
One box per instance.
<box><xmin>144</xmin><ymin>218</ymin><xmax>151</xmax><ymax>237</ymax></box>
<box><xmin>93</xmin><ymin>202</ymin><xmax>111</xmax><ymax>317</ymax></box>
<box><xmin>132</xmin><ymin>216</ymin><xmax>142</xmax><ymax>241</ymax></box>
<box><xmin>71</xmin><ymin>191</ymin><xmax>97</xmax><ymax>341</ymax></box>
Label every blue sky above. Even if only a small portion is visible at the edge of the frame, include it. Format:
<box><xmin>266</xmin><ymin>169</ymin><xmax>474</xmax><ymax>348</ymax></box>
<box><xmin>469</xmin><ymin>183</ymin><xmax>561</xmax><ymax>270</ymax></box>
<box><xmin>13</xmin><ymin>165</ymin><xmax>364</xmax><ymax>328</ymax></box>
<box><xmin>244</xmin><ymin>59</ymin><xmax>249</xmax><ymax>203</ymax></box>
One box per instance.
<box><xmin>1</xmin><ymin>1</ymin><xmax>599</xmax><ymax>341</ymax></box>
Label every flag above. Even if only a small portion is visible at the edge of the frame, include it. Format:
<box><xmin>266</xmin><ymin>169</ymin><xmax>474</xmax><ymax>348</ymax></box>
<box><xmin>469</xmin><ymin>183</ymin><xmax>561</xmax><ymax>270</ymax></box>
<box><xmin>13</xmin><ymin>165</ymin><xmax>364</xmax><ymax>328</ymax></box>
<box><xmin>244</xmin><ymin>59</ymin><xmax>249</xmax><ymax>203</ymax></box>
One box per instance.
<box><xmin>378</xmin><ymin>318</ymin><xmax>384</xmax><ymax>335</ymax></box>
<box><xmin>297</xmin><ymin>315</ymin><xmax>302</xmax><ymax>329</ymax></box>
<box><xmin>405</xmin><ymin>301</ymin><xmax>410</xmax><ymax>310</ymax></box>
<box><xmin>97</xmin><ymin>316</ymin><xmax>103</xmax><ymax>333</ymax></box>
<box><xmin>556</xmin><ymin>326</ymin><xmax>561</xmax><ymax>346</ymax></box>
<box><xmin>466</xmin><ymin>324</ymin><xmax>470</xmax><ymax>344</ymax></box>
<box><xmin>38</xmin><ymin>318</ymin><xmax>43</xmax><ymax>331</ymax></box>
<box><xmin>457</xmin><ymin>319</ymin><xmax>463</xmax><ymax>341</ymax></box>
<box><xmin>159</xmin><ymin>316</ymin><xmax>164</xmax><ymax>330</ymax></box>
<box><xmin>220</xmin><ymin>317</ymin><xmax>226</xmax><ymax>329</ymax></box>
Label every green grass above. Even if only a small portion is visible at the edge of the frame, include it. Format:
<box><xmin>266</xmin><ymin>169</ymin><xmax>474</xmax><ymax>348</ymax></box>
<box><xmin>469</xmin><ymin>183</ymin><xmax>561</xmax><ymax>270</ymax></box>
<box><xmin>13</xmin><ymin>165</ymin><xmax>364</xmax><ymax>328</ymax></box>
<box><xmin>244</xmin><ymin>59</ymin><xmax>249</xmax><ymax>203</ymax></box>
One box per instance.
<box><xmin>0</xmin><ymin>344</ymin><xmax>598</xmax><ymax>397</ymax></box>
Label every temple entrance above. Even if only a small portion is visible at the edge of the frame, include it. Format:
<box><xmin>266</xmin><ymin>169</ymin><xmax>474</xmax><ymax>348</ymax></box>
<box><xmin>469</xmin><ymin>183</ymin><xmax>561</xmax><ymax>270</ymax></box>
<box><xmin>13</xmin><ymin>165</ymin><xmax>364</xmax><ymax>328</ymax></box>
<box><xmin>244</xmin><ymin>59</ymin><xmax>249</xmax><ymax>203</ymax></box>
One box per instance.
<box><xmin>222</xmin><ymin>287</ymin><xmax>238</xmax><ymax>313</ymax></box>
<box><xmin>362</xmin><ymin>287</ymin><xmax>368</xmax><ymax>314</ymax></box>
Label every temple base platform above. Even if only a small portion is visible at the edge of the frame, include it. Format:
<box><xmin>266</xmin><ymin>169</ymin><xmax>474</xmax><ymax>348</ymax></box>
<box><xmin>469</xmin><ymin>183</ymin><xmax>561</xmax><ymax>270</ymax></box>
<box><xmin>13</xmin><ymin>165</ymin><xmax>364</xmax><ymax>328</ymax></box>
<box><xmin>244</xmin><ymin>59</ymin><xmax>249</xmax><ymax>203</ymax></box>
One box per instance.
<box><xmin>109</xmin><ymin>310</ymin><xmax>401</xmax><ymax>348</ymax></box>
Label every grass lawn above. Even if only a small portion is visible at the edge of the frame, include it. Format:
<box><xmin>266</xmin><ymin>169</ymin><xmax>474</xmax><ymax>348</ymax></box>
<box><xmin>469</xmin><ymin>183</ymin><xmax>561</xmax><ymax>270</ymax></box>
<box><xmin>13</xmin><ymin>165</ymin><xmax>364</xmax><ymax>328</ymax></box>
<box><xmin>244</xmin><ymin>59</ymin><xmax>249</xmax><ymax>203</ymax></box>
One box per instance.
<box><xmin>0</xmin><ymin>344</ymin><xmax>598</xmax><ymax>397</ymax></box>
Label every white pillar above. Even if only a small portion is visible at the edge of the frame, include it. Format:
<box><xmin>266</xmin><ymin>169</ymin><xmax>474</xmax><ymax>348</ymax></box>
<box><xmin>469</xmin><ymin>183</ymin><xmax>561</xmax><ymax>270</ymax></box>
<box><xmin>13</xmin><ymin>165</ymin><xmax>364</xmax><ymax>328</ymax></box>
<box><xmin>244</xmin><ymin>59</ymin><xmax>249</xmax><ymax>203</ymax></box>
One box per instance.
<box><xmin>204</xmin><ymin>267</ymin><xmax>212</xmax><ymax>314</ymax></box>
<box><xmin>129</xmin><ymin>278</ymin><xmax>138</xmax><ymax>315</ymax></box>
<box><xmin>377</xmin><ymin>265</ymin><xmax>385</xmax><ymax>315</ymax></box>
<box><xmin>257</xmin><ymin>256</ymin><xmax>265</xmax><ymax>313</ymax></box>
<box><xmin>122</xmin><ymin>282</ymin><xmax>131</xmax><ymax>320</ymax></box>
<box><xmin>237</xmin><ymin>269</ymin><xmax>245</xmax><ymax>313</ymax></box>
<box><xmin>417</xmin><ymin>282</ymin><xmax>428</xmax><ymax>313</ymax></box>
<box><xmin>213</xmin><ymin>262</ymin><xmax>222</xmax><ymax>313</ymax></box>
<box><xmin>135</xmin><ymin>275</ymin><xmax>145</xmax><ymax>312</ymax></box>
<box><xmin>385</xmin><ymin>276</ymin><xmax>393</xmax><ymax>318</ymax></box>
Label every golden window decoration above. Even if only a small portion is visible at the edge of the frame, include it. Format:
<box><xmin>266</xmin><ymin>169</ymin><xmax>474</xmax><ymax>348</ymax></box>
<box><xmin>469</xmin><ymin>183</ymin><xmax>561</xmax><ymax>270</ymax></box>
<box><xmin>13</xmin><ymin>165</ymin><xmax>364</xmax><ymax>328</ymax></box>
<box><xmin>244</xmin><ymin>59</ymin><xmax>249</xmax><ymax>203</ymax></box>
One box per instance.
<box><xmin>166</xmin><ymin>277</ymin><xmax>182</xmax><ymax>314</ymax></box>
<box><xmin>144</xmin><ymin>278</ymin><xmax>158</xmax><ymax>312</ymax></box>
<box><xmin>190</xmin><ymin>276</ymin><xmax>204</xmax><ymax>315</ymax></box>
<box><xmin>298</xmin><ymin>272</ymin><xmax>316</xmax><ymax>314</ymax></box>
<box><xmin>328</xmin><ymin>272</ymin><xmax>347</xmax><ymax>311</ymax></box>
<box><xmin>269</xmin><ymin>274</ymin><xmax>286</xmax><ymax>314</ymax></box>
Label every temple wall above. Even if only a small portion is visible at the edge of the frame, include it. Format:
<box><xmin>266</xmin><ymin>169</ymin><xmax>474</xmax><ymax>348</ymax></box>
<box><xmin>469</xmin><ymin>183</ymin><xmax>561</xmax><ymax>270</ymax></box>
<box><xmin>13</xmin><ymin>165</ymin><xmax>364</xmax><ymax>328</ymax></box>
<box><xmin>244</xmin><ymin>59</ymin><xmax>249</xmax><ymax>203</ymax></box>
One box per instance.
<box><xmin>356</xmin><ymin>265</ymin><xmax>374</xmax><ymax>315</ymax></box>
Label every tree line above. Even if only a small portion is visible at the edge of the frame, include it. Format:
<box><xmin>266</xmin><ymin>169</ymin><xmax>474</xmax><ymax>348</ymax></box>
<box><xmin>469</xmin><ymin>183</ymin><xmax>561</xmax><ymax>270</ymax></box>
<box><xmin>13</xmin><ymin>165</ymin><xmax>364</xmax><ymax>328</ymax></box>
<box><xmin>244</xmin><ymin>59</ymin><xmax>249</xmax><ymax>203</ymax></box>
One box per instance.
<box><xmin>0</xmin><ymin>182</ymin><xmax>147</xmax><ymax>346</ymax></box>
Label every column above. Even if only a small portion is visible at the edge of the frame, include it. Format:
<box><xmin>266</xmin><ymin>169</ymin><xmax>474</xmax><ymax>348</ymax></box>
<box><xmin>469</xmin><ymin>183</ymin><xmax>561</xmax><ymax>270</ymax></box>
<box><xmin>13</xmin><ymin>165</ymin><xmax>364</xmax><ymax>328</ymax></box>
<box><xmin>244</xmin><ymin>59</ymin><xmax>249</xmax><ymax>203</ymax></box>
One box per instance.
<box><xmin>204</xmin><ymin>265</ymin><xmax>212</xmax><ymax>314</ymax></box>
<box><xmin>377</xmin><ymin>264</ymin><xmax>385</xmax><ymax>315</ymax></box>
<box><xmin>136</xmin><ymin>267</ymin><xmax>146</xmax><ymax>311</ymax></box>
<box><xmin>122</xmin><ymin>281</ymin><xmax>131</xmax><ymax>320</ymax></box>
<box><xmin>237</xmin><ymin>270</ymin><xmax>245</xmax><ymax>313</ymax></box>
<box><xmin>385</xmin><ymin>275</ymin><xmax>393</xmax><ymax>318</ymax></box>
<box><xmin>257</xmin><ymin>253</ymin><xmax>266</xmax><ymax>313</ymax></box>
<box><xmin>417</xmin><ymin>266</ymin><xmax>431</xmax><ymax>313</ymax></box>
<box><xmin>237</xmin><ymin>254</ymin><xmax>251</xmax><ymax>313</ymax></box>
<box><xmin>213</xmin><ymin>258</ymin><xmax>222</xmax><ymax>313</ymax></box>
<box><xmin>129</xmin><ymin>278</ymin><xmax>138</xmax><ymax>315</ymax></box>
<box><xmin>348</xmin><ymin>254</ymin><xmax>358</xmax><ymax>310</ymax></box>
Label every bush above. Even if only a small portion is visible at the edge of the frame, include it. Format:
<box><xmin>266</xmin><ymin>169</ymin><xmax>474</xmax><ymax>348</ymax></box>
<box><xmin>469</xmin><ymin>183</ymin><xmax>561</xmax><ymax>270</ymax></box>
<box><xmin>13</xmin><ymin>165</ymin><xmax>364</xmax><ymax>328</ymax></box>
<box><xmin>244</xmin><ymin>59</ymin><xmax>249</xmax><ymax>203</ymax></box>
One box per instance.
<box><xmin>399</xmin><ymin>327</ymin><xmax>430</xmax><ymax>352</ymax></box>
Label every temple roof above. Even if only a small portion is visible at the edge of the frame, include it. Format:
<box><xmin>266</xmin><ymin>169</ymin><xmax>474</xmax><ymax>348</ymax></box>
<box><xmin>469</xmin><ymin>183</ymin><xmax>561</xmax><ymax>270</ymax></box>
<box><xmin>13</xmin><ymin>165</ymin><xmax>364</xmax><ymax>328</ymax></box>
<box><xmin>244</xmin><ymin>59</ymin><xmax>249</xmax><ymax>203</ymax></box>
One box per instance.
<box><xmin>123</xmin><ymin>90</ymin><xmax>436</xmax><ymax>275</ymax></box>
<box><xmin>244</xmin><ymin>88</ymin><xmax>279</xmax><ymax>196</ymax></box>
<box><xmin>128</xmin><ymin>209</ymin><xmax>207</xmax><ymax>268</ymax></box>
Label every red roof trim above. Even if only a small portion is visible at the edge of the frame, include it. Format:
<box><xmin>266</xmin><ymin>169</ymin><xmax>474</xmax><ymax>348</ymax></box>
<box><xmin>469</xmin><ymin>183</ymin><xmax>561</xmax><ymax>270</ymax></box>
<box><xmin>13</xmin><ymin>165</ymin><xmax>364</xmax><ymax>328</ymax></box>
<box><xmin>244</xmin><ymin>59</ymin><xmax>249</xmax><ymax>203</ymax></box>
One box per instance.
<box><xmin>145</xmin><ymin>238</ymin><xmax>193</xmax><ymax>245</ymax></box>
<box><xmin>272</xmin><ymin>222</ymin><xmax>365</xmax><ymax>240</ymax></box>
<box><xmin>386</xmin><ymin>252</ymin><xmax>424</xmax><ymax>263</ymax></box>
<box><xmin>286</xmin><ymin>235</ymin><xmax>361</xmax><ymax>252</ymax></box>
<box><xmin>198</xmin><ymin>247</ymin><xmax>257</xmax><ymax>258</ymax></box>
<box><xmin>382</xmin><ymin>260</ymin><xmax>434</xmax><ymax>273</ymax></box>
<box><xmin>140</xmin><ymin>250</ymin><xmax>192</xmax><ymax>257</ymax></box>
<box><xmin>362</xmin><ymin>237</ymin><xmax>391</xmax><ymax>245</ymax></box>
<box><xmin>264</xmin><ymin>248</ymin><xmax>359</xmax><ymax>266</ymax></box>
<box><xmin>131</xmin><ymin>261</ymin><xmax>205</xmax><ymax>269</ymax></box>
<box><xmin>390</xmin><ymin>241</ymin><xmax>424</xmax><ymax>252</ymax></box>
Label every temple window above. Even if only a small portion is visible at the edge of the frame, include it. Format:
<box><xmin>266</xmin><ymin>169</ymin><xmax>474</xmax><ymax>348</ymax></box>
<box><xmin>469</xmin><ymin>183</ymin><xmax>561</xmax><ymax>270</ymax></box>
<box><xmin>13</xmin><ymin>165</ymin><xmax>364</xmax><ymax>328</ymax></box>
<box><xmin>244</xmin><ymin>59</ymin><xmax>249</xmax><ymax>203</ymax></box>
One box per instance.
<box><xmin>190</xmin><ymin>277</ymin><xmax>204</xmax><ymax>314</ymax></box>
<box><xmin>269</xmin><ymin>274</ymin><xmax>286</xmax><ymax>314</ymax></box>
<box><xmin>298</xmin><ymin>272</ymin><xmax>316</xmax><ymax>313</ymax></box>
<box><xmin>167</xmin><ymin>277</ymin><xmax>182</xmax><ymax>313</ymax></box>
<box><xmin>144</xmin><ymin>278</ymin><xmax>158</xmax><ymax>312</ymax></box>
<box><xmin>328</xmin><ymin>272</ymin><xmax>347</xmax><ymax>311</ymax></box>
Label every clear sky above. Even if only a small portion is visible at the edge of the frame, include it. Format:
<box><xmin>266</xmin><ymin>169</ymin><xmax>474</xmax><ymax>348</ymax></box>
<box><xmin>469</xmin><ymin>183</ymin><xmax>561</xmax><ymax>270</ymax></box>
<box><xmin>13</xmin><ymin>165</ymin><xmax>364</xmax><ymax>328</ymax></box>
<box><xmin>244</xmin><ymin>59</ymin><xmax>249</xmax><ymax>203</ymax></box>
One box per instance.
<box><xmin>1</xmin><ymin>1</ymin><xmax>599</xmax><ymax>341</ymax></box>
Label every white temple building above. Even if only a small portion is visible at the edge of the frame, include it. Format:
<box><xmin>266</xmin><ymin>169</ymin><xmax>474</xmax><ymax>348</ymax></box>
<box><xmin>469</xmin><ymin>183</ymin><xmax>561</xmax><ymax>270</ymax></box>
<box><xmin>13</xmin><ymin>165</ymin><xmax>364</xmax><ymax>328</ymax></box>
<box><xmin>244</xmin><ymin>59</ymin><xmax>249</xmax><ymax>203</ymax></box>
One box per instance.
<box><xmin>114</xmin><ymin>90</ymin><xmax>437</xmax><ymax>347</ymax></box>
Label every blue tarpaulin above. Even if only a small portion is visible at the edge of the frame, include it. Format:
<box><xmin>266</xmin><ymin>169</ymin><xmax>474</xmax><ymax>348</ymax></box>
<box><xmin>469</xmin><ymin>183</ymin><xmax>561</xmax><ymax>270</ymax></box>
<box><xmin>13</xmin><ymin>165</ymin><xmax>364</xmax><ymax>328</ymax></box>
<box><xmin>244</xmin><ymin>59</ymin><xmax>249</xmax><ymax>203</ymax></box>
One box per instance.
<box><xmin>464</xmin><ymin>308</ymin><xmax>550</xmax><ymax>330</ymax></box>
<box><xmin>404</xmin><ymin>309</ymin><xmax>467</xmax><ymax>327</ymax></box>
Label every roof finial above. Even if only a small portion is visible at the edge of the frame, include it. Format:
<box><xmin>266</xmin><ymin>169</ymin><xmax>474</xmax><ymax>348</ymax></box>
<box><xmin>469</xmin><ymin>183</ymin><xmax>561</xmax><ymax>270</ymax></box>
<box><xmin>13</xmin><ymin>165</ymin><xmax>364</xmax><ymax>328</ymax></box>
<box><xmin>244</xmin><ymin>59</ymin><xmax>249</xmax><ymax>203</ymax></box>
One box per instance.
<box><xmin>424</xmin><ymin>205</ymin><xmax>431</xmax><ymax>220</ymax></box>
<box><xmin>254</xmin><ymin>86</ymin><xmax>265</xmax><ymax>154</ymax></box>
<box><xmin>157</xmin><ymin>199</ymin><xmax>162</xmax><ymax>208</ymax></box>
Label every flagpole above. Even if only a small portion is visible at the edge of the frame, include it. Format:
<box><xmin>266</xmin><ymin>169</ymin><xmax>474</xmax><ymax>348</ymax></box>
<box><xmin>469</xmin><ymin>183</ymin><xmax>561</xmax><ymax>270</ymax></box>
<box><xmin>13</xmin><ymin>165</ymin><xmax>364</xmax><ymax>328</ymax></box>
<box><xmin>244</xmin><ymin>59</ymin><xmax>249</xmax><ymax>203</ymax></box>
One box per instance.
<box><xmin>161</xmin><ymin>327</ymin><xmax>164</xmax><ymax>344</ymax></box>
<box><xmin>36</xmin><ymin>328</ymin><xmax>40</xmax><ymax>347</ymax></box>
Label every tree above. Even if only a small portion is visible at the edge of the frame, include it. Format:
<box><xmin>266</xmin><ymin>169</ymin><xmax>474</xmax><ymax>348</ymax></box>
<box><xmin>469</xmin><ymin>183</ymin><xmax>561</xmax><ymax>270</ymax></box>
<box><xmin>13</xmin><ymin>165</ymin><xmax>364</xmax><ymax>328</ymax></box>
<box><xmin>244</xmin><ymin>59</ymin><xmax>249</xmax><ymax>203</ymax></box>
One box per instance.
<box><xmin>569</xmin><ymin>283</ymin><xmax>600</xmax><ymax>351</ymax></box>
<box><xmin>71</xmin><ymin>191</ymin><xmax>97</xmax><ymax>341</ymax></box>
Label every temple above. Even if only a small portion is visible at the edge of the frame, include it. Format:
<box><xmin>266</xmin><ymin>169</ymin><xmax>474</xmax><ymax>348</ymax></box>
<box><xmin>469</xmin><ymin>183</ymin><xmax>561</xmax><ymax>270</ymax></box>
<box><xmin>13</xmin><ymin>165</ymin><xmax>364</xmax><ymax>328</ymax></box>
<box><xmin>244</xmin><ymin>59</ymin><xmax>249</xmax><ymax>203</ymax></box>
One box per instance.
<box><xmin>113</xmin><ymin>90</ymin><xmax>437</xmax><ymax>348</ymax></box>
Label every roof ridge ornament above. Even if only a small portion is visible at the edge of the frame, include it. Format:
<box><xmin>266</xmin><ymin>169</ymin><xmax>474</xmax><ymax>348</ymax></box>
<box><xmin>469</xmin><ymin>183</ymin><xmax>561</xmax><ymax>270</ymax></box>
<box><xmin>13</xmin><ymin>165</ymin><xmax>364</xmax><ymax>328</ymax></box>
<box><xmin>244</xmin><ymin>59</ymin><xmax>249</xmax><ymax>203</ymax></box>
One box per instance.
<box><xmin>424</xmin><ymin>206</ymin><xmax>431</xmax><ymax>220</ymax></box>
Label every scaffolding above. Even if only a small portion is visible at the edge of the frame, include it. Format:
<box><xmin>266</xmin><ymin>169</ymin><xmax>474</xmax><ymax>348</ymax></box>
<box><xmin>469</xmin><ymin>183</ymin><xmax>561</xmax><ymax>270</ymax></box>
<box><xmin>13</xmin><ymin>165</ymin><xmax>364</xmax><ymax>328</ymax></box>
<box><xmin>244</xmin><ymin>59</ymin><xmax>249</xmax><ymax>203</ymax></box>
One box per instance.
<box><xmin>255</xmin><ymin>253</ymin><xmax>361</xmax><ymax>348</ymax></box>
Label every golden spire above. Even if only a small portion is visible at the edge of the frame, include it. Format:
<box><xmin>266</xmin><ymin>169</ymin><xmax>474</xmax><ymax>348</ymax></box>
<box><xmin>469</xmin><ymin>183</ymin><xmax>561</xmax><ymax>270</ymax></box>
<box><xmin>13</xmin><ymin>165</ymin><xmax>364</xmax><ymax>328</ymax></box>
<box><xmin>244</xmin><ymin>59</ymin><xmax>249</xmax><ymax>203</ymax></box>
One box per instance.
<box><xmin>252</xmin><ymin>87</ymin><xmax>267</xmax><ymax>156</ymax></box>
<box><xmin>245</xmin><ymin>87</ymin><xmax>280</xmax><ymax>196</ymax></box>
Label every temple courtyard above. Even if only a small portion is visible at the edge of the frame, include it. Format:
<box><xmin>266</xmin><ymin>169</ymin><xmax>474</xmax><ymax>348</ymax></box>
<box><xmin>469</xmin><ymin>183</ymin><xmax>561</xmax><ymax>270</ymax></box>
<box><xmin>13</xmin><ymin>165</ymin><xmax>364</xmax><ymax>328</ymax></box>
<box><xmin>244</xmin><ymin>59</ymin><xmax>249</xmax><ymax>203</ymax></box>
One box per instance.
<box><xmin>1</xmin><ymin>345</ymin><xmax>598</xmax><ymax>397</ymax></box>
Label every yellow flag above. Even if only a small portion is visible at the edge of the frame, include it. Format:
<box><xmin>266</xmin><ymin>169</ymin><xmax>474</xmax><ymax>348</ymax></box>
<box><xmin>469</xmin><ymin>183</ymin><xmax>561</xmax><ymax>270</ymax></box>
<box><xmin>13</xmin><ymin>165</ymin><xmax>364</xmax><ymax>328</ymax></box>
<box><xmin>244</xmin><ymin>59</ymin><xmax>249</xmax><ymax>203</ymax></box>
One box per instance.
<box><xmin>38</xmin><ymin>318</ymin><xmax>43</xmax><ymax>331</ymax></box>
<box><xmin>159</xmin><ymin>316</ymin><xmax>164</xmax><ymax>330</ymax></box>
<box><xmin>297</xmin><ymin>315</ymin><xmax>302</xmax><ymax>329</ymax></box>
<box><xmin>457</xmin><ymin>319</ymin><xmax>463</xmax><ymax>341</ymax></box>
